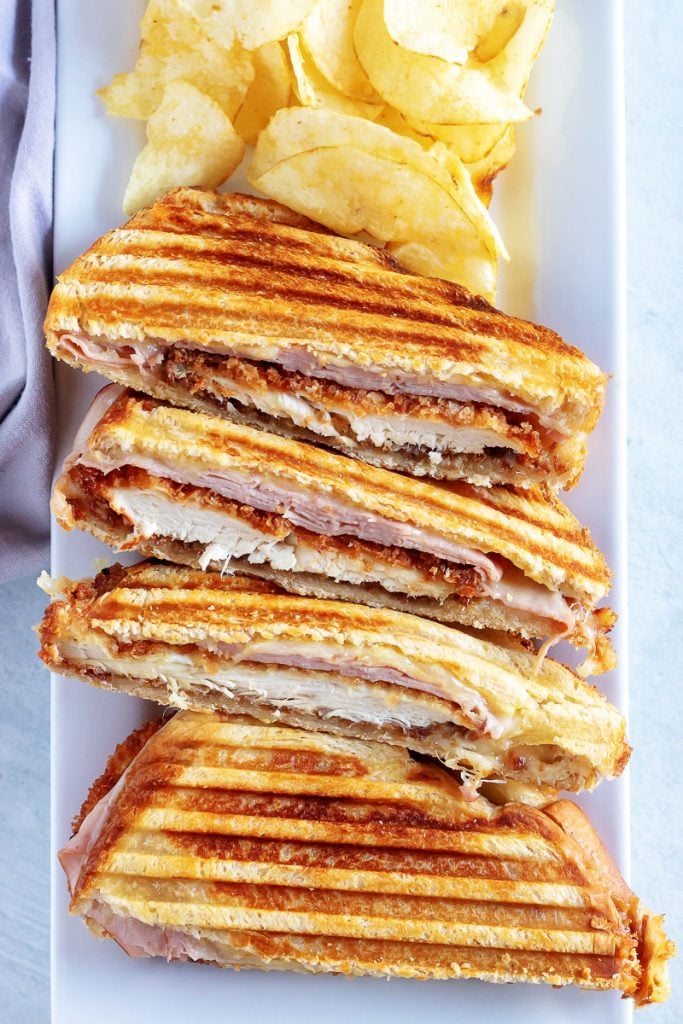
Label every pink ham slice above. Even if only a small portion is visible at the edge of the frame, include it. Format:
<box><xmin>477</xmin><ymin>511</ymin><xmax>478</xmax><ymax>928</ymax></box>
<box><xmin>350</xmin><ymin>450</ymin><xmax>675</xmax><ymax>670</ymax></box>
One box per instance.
<box><xmin>60</xmin><ymin>781</ymin><xmax>211</xmax><ymax>962</ymax></box>
<box><xmin>56</xmin><ymin>332</ymin><xmax>563</xmax><ymax>435</ymax></box>
<box><xmin>194</xmin><ymin>640</ymin><xmax>501</xmax><ymax>738</ymax></box>
<box><xmin>77</xmin><ymin>449</ymin><xmax>503</xmax><ymax>582</ymax></box>
<box><xmin>85</xmin><ymin>901</ymin><xmax>212</xmax><ymax>961</ymax></box>
<box><xmin>59</xmin><ymin>771</ymin><xmax>129</xmax><ymax>894</ymax></box>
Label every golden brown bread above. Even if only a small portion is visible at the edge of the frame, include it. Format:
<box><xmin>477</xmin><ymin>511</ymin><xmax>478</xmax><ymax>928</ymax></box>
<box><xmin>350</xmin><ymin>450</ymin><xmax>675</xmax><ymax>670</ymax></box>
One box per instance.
<box><xmin>43</xmin><ymin>187</ymin><xmax>607</xmax><ymax>488</ymax></box>
<box><xmin>38</xmin><ymin>561</ymin><xmax>628</xmax><ymax>793</ymax></box>
<box><xmin>59</xmin><ymin>710</ymin><xmax>673</xmax><ymax>1003</ymax></box>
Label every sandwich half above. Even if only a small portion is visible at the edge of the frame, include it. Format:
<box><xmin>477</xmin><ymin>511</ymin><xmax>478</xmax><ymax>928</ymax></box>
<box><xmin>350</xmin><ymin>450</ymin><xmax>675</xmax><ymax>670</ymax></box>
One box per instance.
<box><xmin>43</xmin><ymin>186</ymin><xmax>606</xmax><ymax>490</ymax></box>
<box><xmin>38</xmin><ymin>561</ymin><xmax>629</xmax><ymax>793</ymax></box>
<box><xmin>59</xmin><ymin>710</ymin><xmax>672</xmax><ymax>1003</ymax></box>
<box><xmin>52</xmin><ymin>386</ymin><xmax>616</xmax><ymax>674</ymax></box>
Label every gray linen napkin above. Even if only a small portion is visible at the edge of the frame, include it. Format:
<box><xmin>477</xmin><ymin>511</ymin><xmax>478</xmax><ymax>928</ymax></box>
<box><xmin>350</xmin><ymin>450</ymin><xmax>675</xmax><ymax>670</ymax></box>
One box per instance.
<box><xmin>0</xmin><ymin>1</ymin><xmax>55</xmax><ymax>583</ymax></box>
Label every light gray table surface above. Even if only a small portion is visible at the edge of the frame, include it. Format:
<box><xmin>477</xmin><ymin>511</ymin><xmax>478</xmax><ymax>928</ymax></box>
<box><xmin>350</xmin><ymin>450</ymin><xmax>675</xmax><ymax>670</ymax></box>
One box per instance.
<box><xmin>1</xmin><ymin>3</ymin><xmax>682</xmax><ymax>1020</ymax></box>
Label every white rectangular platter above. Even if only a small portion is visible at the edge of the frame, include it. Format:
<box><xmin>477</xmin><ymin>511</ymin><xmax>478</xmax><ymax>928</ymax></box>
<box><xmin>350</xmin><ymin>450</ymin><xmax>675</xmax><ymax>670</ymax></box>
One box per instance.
<box><xmin>51</xmin><ymin>1</ymin><xmax>629</xmax><ymax>1021</ymax></box>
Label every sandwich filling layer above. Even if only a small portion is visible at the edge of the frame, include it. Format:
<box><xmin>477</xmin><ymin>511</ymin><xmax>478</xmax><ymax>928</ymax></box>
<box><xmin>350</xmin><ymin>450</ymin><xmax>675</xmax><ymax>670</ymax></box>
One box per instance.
<box><xmin>49</xmin><ymin>633</ymin><xmax>596</xmax><ymax>791</ymax></box>
<box><xmin>38</xmin><ymin>563</ymin><xmax>629</xmax><ymax>794</ymax></box>
<box><xmin>58</xmin><ymin>463</ymin><xmax>591</xmax><ymax>651</ymax></box>
<box><xmin>55</xmin><ymin>334</ymin><xmax>577</xmax><ymax>487</ymax></box>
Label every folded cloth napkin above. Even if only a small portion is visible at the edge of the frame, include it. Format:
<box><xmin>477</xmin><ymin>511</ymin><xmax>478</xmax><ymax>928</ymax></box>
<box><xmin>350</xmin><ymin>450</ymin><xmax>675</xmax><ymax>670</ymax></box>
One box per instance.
<box><xmin>0</xmin><ymin>1</ymin><xmax>56</xmax><ymax>583</ymax></box>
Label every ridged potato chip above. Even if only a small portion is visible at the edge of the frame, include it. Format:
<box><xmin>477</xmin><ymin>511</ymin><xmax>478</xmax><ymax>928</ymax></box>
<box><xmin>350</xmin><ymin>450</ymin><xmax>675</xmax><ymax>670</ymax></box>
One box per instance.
<box><xmin>177</xmin><ymin>0</ymin><xmax>317</xmax><ymax>50</ymax></box>
<box><xmin>250</xmin><ymin>108</ymin><xmax>506</xmax><ymax>259</ymax></box>
<box><xmin>249</xmin><ymin>108</ymin><xmax>503</xmax><ymax>295</ymax></box>
<box><xmin>99</xmin><ymin>0</ymin><xmax>254</xmax><ymax>120</ymax></box>
<box><xmin>388</xmin><ymin>239</ymin><xmax>497</xmax><ymax>301</ymax></box>
<box><xmin>123</xmin><ymin>81</ymin><xmax>244</xmax><ymax>215</ymax></box>
<box><xmin>234</xmin><ymin>42</ymin><xmax>290</xmax><ymax>144</ymax></box>
<box><xmin>383</xmin><ymin>0</ymin><xmax>523</xmax><ymax>65</ymax></box>
<box><xmin>466</xmin><ymin>125</ymin><xmax>517</xmax><ymax>205</ymax></box>
<box><xmin>354</xmin><ymin>0</ymin><xmax>540</xmax><ymax>125</ymax></box>
<box><xmin>301</xmin><ymin>0</ymin><xmax>380</xmax><ymax>102</ymax></box>
<box><xmin>408</xmin><ymin>120</ymin><xmax>508</xmax><ymax>163</ymax></box>
<box><xmin>287</xmin><ymin>35</ymin><xmax>384</xmax><ymax>120</ymax></box>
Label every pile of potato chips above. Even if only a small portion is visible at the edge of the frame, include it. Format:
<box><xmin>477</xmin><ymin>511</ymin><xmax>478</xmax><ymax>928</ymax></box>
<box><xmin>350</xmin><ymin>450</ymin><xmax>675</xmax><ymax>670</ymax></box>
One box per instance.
<box><xmin>100</xmin><ymin>0</ymin><xmax>554</xmax><ymax>300</ymax></box>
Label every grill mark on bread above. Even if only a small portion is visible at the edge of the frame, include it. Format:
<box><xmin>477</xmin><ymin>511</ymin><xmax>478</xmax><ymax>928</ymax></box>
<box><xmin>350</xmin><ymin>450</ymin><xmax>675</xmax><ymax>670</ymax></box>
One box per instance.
<box><xmin>147</xmin><ymin>833</ymin><xmax>587</xmax><ymax>889</ymax></box>
<box><xmin>54</xmin><ymin>291</ymin><xmax>486</xmax><ymax>364</ymax></box>
<box><xmin>85</xmin><ymin>229</ymin><xmax>581</xmax><ymax>359</ymax></box>
<box><xmin>228</xmin><ymin>932</ymin><xmax>625</xmax><ymax>983</ymax></box>
<box><xmin>77</xmin><ymin>242</ymin><xmax>567</xmax><ymax>354</ymax></box>
<box><xmin>58</xmin><ymin>710</ymin><xmax>662</xmax><ymax>997</ymax></box>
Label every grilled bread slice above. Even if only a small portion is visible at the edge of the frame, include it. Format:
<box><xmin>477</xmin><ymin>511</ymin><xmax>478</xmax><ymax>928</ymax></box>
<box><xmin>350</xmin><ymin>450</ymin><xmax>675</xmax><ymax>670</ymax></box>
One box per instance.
<box><xmin>43</xmin><ymin>187</ymin><xmax>606</xmax><ymax>490</ymax></box>
<box><xmin>51</xmin><ymin>387</ymin><xmax>616</xmax><ymax>674</ymax></box>
<box><xmin>38</xmin><ymin>561</ymin><xmax>628</xmax><ymax>793</ymax></box>
<box><xmin>59</xmin><ymin>710</ymin><xmax>672</xmax><ymax>1003</ymax></box>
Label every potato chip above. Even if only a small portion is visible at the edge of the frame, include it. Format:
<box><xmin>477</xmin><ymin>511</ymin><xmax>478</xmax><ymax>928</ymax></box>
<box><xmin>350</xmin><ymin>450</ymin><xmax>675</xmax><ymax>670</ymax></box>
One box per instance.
<box><xmin>384</xmin><ymin>0</ymin><xmax>506</xmax><ymax>65</ymax></box>
<box><xmin>465</xmin><ymin>125</ymin><xmax>517</xmax><ymax>206</ymax></box>
<box><xmin>301</xmin><ymin>0</ymin><xmax>380</xmax><ymax>102</ymax></box>
<box><xmin>99</xmin><ymin>0</ymin><xmax>254</xmax><ymax>120</ymax></box>
<box><xmin>373</xmin><ymin>107</ymin><xmax>430</xmax><ymax>146</ymax></box>
<box><xmin>408</xmin><ymin>120</ymin><xmax>507</xmax><ymax>163</ymax></box>
<box><xmin>286</xmin><ymin>35</ymin><xmax>384</xmax><ymax>121</ymax></box>
<box><xmin>249</xmin><ymin>110</ymin><xmax>503</xmax><ymax>295</ymax></box>
<box><xmin>177</xmin><ymin>0</ymin><xmax>317</xmax><ymax>51</ymax></box>
<box><xmin>250</xmin><ymin>108</ymin><xmax>506</xmax><ymax>259</ymax></box>
<box><xmin>483</xmin><ymin>0</ymin><xmax>554</xmax><ymax>95</ymax></box>
<box><xmin>388</xmin><ymin>239</ymin><xmax>497</xmax><ymax>301</ymax></box>
<box><xmin>354</xmin><ymin>0</ymin><xmax>533</xmax><ymax>125</ymax></box>
<box><xmin>250</xmin><ymin>147</ymin><xmax>498</xmax><ymax>297</ymax></box>
<box><xmin>233</xmin><ymin>42</ymin><xmax>290</xmax><ymax>144</ymax></box>
<box><xmin>122</xmin><ymin>81</ymin><xmax>244</xmax><ymax>215</ymax></box>
<box><xmin>474</xmin><ymin>3</ymin><xmax>528</xmax><ymax>63</ymax></box>
<box><xmin>380</xmin><ymin>116</ymin><xmax>515</xmax><ymax>204</ymax></box>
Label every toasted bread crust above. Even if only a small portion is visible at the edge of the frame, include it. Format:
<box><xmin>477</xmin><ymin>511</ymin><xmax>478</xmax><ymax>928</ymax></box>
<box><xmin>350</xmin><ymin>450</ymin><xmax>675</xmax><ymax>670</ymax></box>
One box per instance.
<box><xmin>44</xmin><ymin>188</ymin><xmax>607</xmax><ymax>444</ymax></box>
<box><xmin>60</xmin><ymin>711</ymin><xmax>671</xmax><ymax>1001</ymax></box>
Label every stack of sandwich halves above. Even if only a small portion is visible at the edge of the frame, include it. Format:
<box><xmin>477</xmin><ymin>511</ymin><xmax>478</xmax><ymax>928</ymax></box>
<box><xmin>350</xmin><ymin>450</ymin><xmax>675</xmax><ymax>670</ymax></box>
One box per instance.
<box><xmin>39</xmin><ymin>188</ymin><xmax>673</xmax><ymax>1003</ymax></box>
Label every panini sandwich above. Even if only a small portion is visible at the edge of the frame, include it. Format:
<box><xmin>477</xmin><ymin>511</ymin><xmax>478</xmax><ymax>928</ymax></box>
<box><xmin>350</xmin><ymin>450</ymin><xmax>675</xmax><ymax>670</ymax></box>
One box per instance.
<box><xmin>59</xmin><ymin>710</ymin><xmax>672</xmax><ymax>1002</ymax></box>
<box><xmin>39</xmin><ymin>561</ymin><xmax>628</xmax><ymax>793</ymax></box>
<box><xmin>44</xmin><ymin>187</ymin><xmax>606</xmax><ymax>491</ymax></box>
<box><xmin>52</xmin><ymin>387</ymin><xmax>615</xmax><ymax>673</ymax></box>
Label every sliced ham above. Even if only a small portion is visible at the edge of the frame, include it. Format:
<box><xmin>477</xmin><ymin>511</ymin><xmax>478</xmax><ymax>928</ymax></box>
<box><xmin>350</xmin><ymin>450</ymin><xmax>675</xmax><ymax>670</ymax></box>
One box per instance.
<box><xmin>65</xmin><ymin>383</ymin><xmax>124</xmax><ymax>471</ymax></box>
<box><xmin>85</xmin><ymin>902</ymin><xmax>211</xmax><ymax>961</ymax></box>
<box><xmin>55</xmin><ymin>331</ymin><xmax>566</xmax><ymax>438</ymax></box>
<box><xmin>78</xmin><ymin>448</ymin><xmax>503</xmax><ymax>581</ymax></box>
<box><xmin>487</xmin><ymin>564</ymin><xmax>575</xmax><ymax>632</ymax></box>
<box><xmin>278</xmin><ymin>346</ymin><xmax>541</xmax><ymax>422</ymax></box>
<box><xmin>59</xmin><ymin>771</ymin><xmax>129</xmax><ymax>893</ymax></box>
